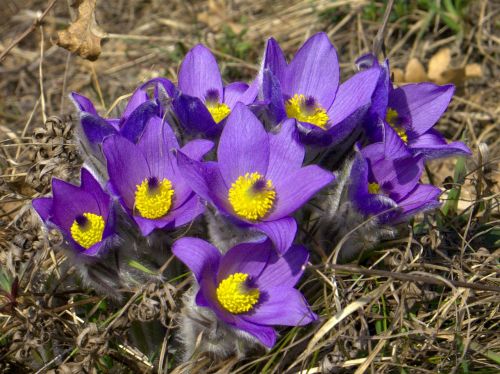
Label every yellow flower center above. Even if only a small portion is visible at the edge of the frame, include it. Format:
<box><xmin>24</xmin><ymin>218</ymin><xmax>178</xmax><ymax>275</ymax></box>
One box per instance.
<box><xmin>368</xmin><ymin>182</ymin><xmax>381</xmax><ymax>194</ymax></box>
<box><xmin>285</xmin><ymin>94</ymin><xmax>329</xmax><ymax>130</ymax></box>
<box><xmin>385</xmin><ymin>108</ymin><xmax>408</xmax><ymax>144</ymax></box>
<box><xmin>228</xmin><ymin>172</ymin><xmax>276</xmax><ymax>221</ymax></box>
<box><xmin>70</xmin><ymin>212</ymin><xmax>105</xmax><ymax>249</ymax></box>
<box><xmin>216</xmin><ymin>272</ymin><xmax>260</xmax><ymax>314</ymax></box>
<box><xmin>134</xmin><ymin>177</ymin><xmax>174</xmax><ymax>219</ymax></box>
<box><xmin>206</xmin><ymin>101</ymin><xmax>231</xmax><ymax>123</ymax></box>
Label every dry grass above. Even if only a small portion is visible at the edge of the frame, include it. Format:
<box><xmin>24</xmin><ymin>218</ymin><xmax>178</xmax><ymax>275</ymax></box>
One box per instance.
<box><xmin>0</xmin><ymin>0</ymin><xmax>499</xmax><ymax>373</ymax></box>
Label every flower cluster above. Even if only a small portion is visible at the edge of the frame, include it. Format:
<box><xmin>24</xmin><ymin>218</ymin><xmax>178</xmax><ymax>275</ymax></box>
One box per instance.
<box><xmin>32</xmin><ymin>33</ymin><xmax>470</xmax><ymax>355</ymax></box>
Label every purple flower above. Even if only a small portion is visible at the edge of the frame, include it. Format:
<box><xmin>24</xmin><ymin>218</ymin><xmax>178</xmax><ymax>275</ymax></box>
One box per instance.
<box><xmin>71</xmin><ymin>77</ymin><xmax>175</xmax><ymax>147</ymax></box>
<box><xmin>350</xmin><ymin>128</ymin><xmax>441</xmax><ymax>224</ymax></box>
<box><xmin>103</xmin><ymin>116</ymin><xmax>213</xmax><ymax>236</ymax></box>
<box><xmin>32</xmin><ymin>168</ymin><xmax>114</xmax><ymax>256</ymax></box>
<box><xmin>172</xmin><ymin>44</ymin><xmax>257</xmax><ymax>137</ymax></box>
<box><xmin>177</xmin><ymin>103</ymin><xmax>334</xmax><ymax>254</ymax></box>
<box><xmin>358</xmin><ymin>54</ymin><xmax>471</xmax><ymax>160</ymax></box>
<box><xmin>172</xmin><ymin>237</ymin><xmax>317</xmax><ymax>348</ymax></box>
<box><xmin>260</xmin><ymin>33</ymin><xmax>380</xmax><ymax>146</ymax></box>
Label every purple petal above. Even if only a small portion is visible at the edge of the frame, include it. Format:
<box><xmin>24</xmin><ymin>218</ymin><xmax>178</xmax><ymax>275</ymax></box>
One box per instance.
<box><xmin>79</xmin><ymin>168</ymin><xmax>110</xmax><ymax>215</ymax></box>
<box><xmin>170</xmin><ymin>194</ymin><xmax>205</xmax><ymax>227</ymax></box>
<box><xmin>172</xmin><ymin>94</ymin><xmax>219</xmax><ymax>137</ymax></box>
<box><xmin>266</xmin><ymin>119</ymin><xmax>305</xmax><ymax>183</ymax></box>
<box><xmin>140</xmin><ymin>77</ymin><xmax>176</xmax><ymax>98</ymax></box>
<box><xmin>103</xmin><ymin>135</ymin><xmax>149</xmax><ymax>208</ymax></box>
<box><xmin>217</xmin><ymin>239</ymin><xmax>272</xmax><ymax>283</ymax></box>
<box><xmin>180</xmin><ymin>139</ymin><xmax>214</xmax><ymax>161</ymax></box>
<box><xmin>284</xmin><ymin>33</ymin><xmax>339</xmax><ymax>109</ymax></box>
<box><xmin>327</xmin><ymin>67</ymin><xmax>379</xmax><ymax>125</ymax></box>
<box><xmin>172</xmin><ymin>237</ymin><xmax>221</xmax><ymax>282</ymax></box>
<box><xmin>255</xmin><ymin>244</ymin><xmax>309</xmax><ymax>288</ymax></box>
<box><xmin>263</xmin><ymin>69</ymin><xmax>287</xmax><ymax>124</ymax></box>
<box><xmin>409</xmin><ymin>129</ymin><xmax>471</xmax><ymax>159</ymax></box>
<box><xmin>136</xmin><ymin>117</ymin><xmax>191</xmax><ymax>209</ymax></box>
<box><xmin>32</xmin><ymin>197</ymin><xmax>52</xmax><ymax>222</ymax></box>
<box><xmin>176</xmin><ymin>153</ymin><xmax>230</xmax><ymax>212</ymax></box>
<box><xmin>178</xmin><ymin>44</ymin><xmax>223</xmax><ymax>101</ymax></box>
<box><xmin>132</xmin><ymin>195</ymin><xmax>203</xmax><ymax>236</ymax></box>
<box><xmin>349</xmin><ymin>151</ymin><xmax>398</xmax><ymax>216</ymax></box>
<box><xmin>223</xmin><ymin>82</ymin><xmax>255</xmax><ymax>108</ymax></box>
<box><xmin>267</xmin><ymin>165</ymin><xmax>334</xmax><ymax>220</ymax></box>
<box><xmin>389</xmin><ymin>83</ymin><xmax>454</xmax><ymax>135</ymax></box>
<box><xmin>120</xmin><ymin>101</ymin><xmax>158</xmax><ymax>143</ymax></box>
<box><xmin>253</xmin><ymin>217</ymin><xmax>297</xmax><ymax>255</ymax></box>
<box><xmin>261</xmin><ymin>37</ymin><xmax>287</xmax><ymax>85</ymax></box>
<box><xmin>121</xmin><ymin>85</ymin><xmax>149</xmax><ymax>122</ymax></box>
<box><xmin>389</xmin><ymin>184</ymin><xmax>441</xmax><ymax>223</ymax></box>
<box><xmin>51</xmin><ymin>179</ymin><xmax>101</xmax><ymax>231</ymax></box>
<box><xmin>217</xmin><ymin>103</ymin><xmax>270</xmax><ymax>186</ymax></box>
<box><xmin>232</xmin><ymin>318</ymin><xmax>277</xmax><ymax>348</ymax></box>
<box><xmin>296</xmin><ymin>122</ymin><xmax>333</xmax><ymax>146</ymax></box>
<box><xmin>70</xmin><ymin>92</ymin><xmax>98</xmax><ymax>115</ymax></box>
<box><xmin>80</xmin><ymin>113</ymin><xmax>117</xmax><ymax>145</ymax></box>
<box><xmin>243</xmin><ymin>288</ymin><xmax>317</xmax><ymax>326</ymax></box>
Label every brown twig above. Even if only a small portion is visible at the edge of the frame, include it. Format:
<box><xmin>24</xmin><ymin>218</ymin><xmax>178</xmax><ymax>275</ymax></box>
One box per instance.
<box><xmin>322</xmin><ymin>263</ymin><xmax>500</xmax><ymax>293</ymax></box>
<box><xmin>0</xmin><ymin>0</ymin><xmax>58</xmax><ymax>63</ymax></box>
<box><xmin>372</xmin><ymin>0</ymin><xmax>395</xmax><ymax>57</ymax></box>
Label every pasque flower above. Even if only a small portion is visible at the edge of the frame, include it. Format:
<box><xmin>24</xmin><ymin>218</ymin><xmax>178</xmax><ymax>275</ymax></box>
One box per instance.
<box><xmin>357</xmin><ymin>53</ymin><xmax>471</xmax><ymax>160</ymax></box>
<box><xmin>172</xmin><ymin>237</ymin><xmax>317</xmax><ymax>348</ymax></box>
<box><xmin>32</xmin><ymin>168</ymin><xmax>114</xmax><ymax>256</ymax></box>
<box><xmin>350</xmin><ymin>127</ymin><xmax>441</xmax><ymax>224</ymax></box>
<box><xmin>103</xmin><ymin>116</ymin><xmax>213</xmax><ymax>235</ymax></box>
<box><xmin>71</xmin><ymin>77</ymin><xmax>175</xmax><ymax>147</ymax></box>
<box><xmin>260</xmin><ymin>33</ymin><xmax>380</xmax><ymax>146</ymax></box>
<box><xmin>177</xmin><ymin>103</ymin><xmax>334</xmax><ymax>254</ymax></box>
<box><xmin>172</xmin><ymin>44</ymin><xmax>257</xmax><ymax>137</ymax></box>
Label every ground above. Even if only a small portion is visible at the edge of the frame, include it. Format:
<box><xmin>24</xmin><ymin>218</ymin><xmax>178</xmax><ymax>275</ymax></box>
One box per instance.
<box><xmin>0</xmin><ymin>0</ymin><xmax>499</xmax><ymax>373</ymax></box>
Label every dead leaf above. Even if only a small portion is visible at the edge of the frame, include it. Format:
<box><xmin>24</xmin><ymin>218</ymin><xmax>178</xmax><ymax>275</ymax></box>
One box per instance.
<box><xmin>465</xmin><ymin>63</ymin><xmax>483</xmax><ymax>78</ymax></box>
<box><xmin>404</xmin><ymin>58</ymin><xmax>428</xmax><ymax>83</ymax></box>
<box><xmin>392</xmin><ymin>68</ymin><xmax>405</xmax><ymax>84</ymax></box>
<box><xmin>427</xmin><ymin>48</ymin><xmax>451</xmax><ymax>83</ymax></box>
<box><xmin>440</xmin><ymin>67</ymin><xmax>466</xmax><ymax>86</ymax></box>
<box><xmin>57</xmin><ymin>0</ymin><xmax>107</xmax><ymax>61</ymax></box>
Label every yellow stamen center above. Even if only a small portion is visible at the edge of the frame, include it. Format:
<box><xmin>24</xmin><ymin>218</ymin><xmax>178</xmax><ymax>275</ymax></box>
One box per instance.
<box><xmin>134</xmin><ymin>178</ymin><xmax>174</xmax><ymax>219</ymax></box>
<box><xmin>216</xmin><ymin>272</ymin><xmax>260</xmax><ymax>314</ymax></box>
<box><xmin>368</xmin><ymin>182</ymin><xmax>381</xmax><ymax>194</ymax></box>
<box><xmin>285</xmin><ymin>94</ymin><xmax>329</xmax><ymax>130</ymax></box>
<box><xmin>228</xmin><ymin>172</ymin><xmax>276</xmax><ymax>221</ymax></box>
<box><xmin>385</xmin><ymin>108</ymin><xmax>408</xmax><ymax>143</ymax></box>
<box><xmin>206</xmin><ymin>101</ymin><xmax>231</xmax><ymax>123</ymax></box>
<box><xmin>70</xmin><ymin>213</ymin><xmax>105</xmax><ymax>249</ymax></box>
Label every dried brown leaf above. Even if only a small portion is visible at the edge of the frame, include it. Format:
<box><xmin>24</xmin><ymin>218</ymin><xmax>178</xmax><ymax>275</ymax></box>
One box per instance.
<box><xmin>404</xmin><ymin>58</ymin><xmax>428</xmax><ymax>83</ymax></box>
<box><xmin>392</xmin><ymin>68</ymin><xmax>405</xmax><ymax>84</ymax></box>
<box><xmin>428</xmin><ymin>48</ymin><xmax>451</xmax><ymax>83</ymax></box>
<box><xmin>440</xmin><ymin>67</ymin><xmax>466</xmax><ymax>85</ymax></box>
<box><xmin>465</xmin><ymin>63</ymin><xmax>483</xmax><ymax>78</ymax></box>
<box><xmin>56</xmin><ymin>0</ymin><xmax>106</xmax><ymax>61</ymax></box>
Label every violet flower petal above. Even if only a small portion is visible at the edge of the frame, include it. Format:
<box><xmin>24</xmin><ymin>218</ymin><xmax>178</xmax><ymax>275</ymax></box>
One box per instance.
<box><xmin>266</xmin><ymin>165</ymin><xmax>334</xmax><ymax>220</ymax></box>
<box><xmin>103</xmin><ymin>135</ymin><xmax>150</xmax><ymax>208</ymax></box>
<box><xmin>172</xmin><ymin>94</ymin><xmax>219</xmax><ymax>137</ymax></box>
<box><xmin>409</xmin><ymin>129</ymin><xmax>471</xmax><ymax>159</ymax></box>
<box><xmin>255</xmin><ymin>244</ymin><xmax>308</xmax><ymax>289</ymax></box>
<box><xmin>283</xmin><ymin>32</ymin><xmax>339</xmax><ymax>109</ymax></box>
<box><xmin>265</xmin><ymin>119</ymin><xmax>304</xmax><ymax>183</ymax></box>
<box><xmin>172</xmin><ymin>237</ymin><xmax>221</xmax><ymax>283</ymax></box>
<box><xmin>216</xmin><ymin>239</ymin><xmax>272</xmax><ymax>283</ymax></box>
<box><xmin>243</xmin><ymin>287</ymin><xmax>317</xmax><ymax>326</ymax></box>
<box><xmin>178</xmin><ymin>44</ymin><xmax>223</xmax><ymax>101</ymax></box>
<box><xmin>217</xmin><ymin>103</ymin><xmax>270</xmax><ymax>186</ymax></box>
<box><xmin>253</xmin><ymin>217</ymin><xmax>297</xmax><ymax>255</ymax></box>
<box><xmin>389</xmin><ymin>83</ymin><xmax>454</xmax><ymax>135</ymax></box>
